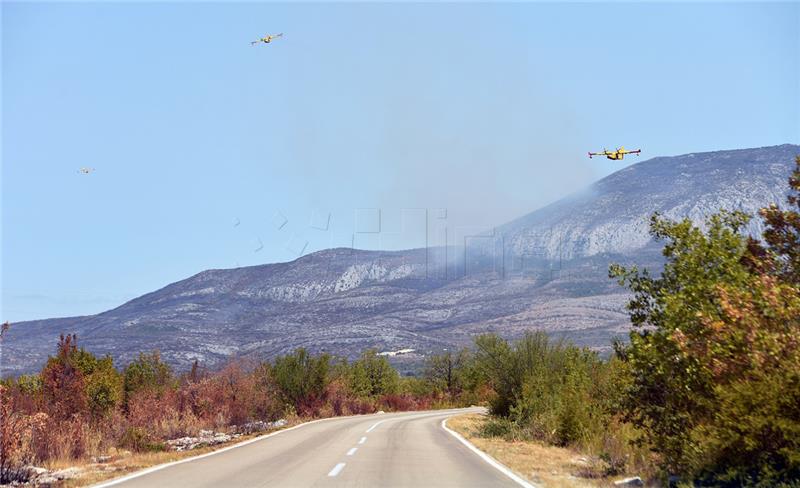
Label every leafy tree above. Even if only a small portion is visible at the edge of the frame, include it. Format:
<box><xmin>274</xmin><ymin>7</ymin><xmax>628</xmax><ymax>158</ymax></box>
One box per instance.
<box><xmin>473</xmin><ymin>333</ymin><xmax>517</xmax><ymax>416</ymax></box>
<box><xmin>40</xmin><ymin>334</ymin><xmax>88</xmax><ymax>419</ymax></box>
<box><xmin>123</xmin><ymin>351</ymin><xmax>173</xmax><ymax>405</ymax></box>
<box><xmin>271</xmin><ymin>348</ymin><xmax>331</xmax><ymax>413</ymax></box>
<box><xmin>40</xmin><ymin>335</ymin><xmax>122</xmax><ymax>418</ymax></box>
<box><xmin>683</xmin><ymin>273</ymin><xmax>800</xmax><ymax>484</ymax></box>
<box><xmin>475</xmin><ymin>331</ymin><xmax>569</xmax><ymax>417</ymax></box>
<box><xmin>347</xmin><ymin>350</ymin><xmax>399</xmax><ymax>398</ymax></box>
<box><xmin>475</xmin><ymin>332</ymin><xmax>615</xmax><ymax>447</ymax></box>
<box><xmin>517</xmin><ymin>345</ymin><xmax>608</xmax><ymax>446</ymax></box>
<box><xmin>85</xmin><ymin>356</ymin><xmax>122</xmax><ymax>417</ymax></box>
<box><xmin>609</xmin><ymin>211</ymin><xmax>753</xmax><ymax>471</ymax></box>
<box><xmin>424</xmin><ymin>349</ymin><xmax>471</xmax><ymax>398</ymax></box>
<box><xmin>757</xmin><ymin>156</ymin><xmax>800</xmax><ymax>283</ymax></box>
<box><xmin>611</xmin><ymin>182</ymin><xmax>800</xmax><ymax>485</ymax></box>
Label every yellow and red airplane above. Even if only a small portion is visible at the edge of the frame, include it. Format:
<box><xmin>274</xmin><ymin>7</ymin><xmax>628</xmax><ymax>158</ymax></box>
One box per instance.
<box><xmin>251</xmin><ymin>33</ymin><xmax>283</xmax><ymax>45</ymax></box>
<box><xmin>588</xmin><ymin>147</ymin><xmax>641</xmax><ymax>160</ymax></box>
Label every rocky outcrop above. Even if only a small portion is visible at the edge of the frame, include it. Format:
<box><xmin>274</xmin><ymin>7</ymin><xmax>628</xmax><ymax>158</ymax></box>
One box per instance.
<box><xmin>165</xmin><ymin>420</ymin><xmax>288</xmax><ymax>451</ymax></box>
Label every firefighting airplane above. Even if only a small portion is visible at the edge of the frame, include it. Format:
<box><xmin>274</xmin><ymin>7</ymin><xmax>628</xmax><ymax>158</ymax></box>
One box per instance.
<box><xmin>251</xmin><ymin>33</ymin><xmax>283</xmax><ymax>45</ymax></box>
<box><xmin>588</xmin><ymin>147</ymin><xmax>642</xmax><ymax>160</ymax></box>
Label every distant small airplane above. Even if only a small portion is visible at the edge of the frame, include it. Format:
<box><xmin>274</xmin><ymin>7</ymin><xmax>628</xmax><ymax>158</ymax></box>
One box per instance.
<box><xmin>78</xmin><ymin>167</ymin><xmax>95</xmax><ymax>174</ymax></box>
<box><xmin>251</xmin><ymin>33</ymin><xmax>283</xmax><ymax>45</ymax></box>
<box><xmin>588</xmin><ymin>147</ymin><xmax>641</xmax><ymax>160</ymax></box>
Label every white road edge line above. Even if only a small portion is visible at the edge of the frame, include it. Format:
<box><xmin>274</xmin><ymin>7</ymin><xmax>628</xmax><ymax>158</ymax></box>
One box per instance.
<box><xmin>441</xmin><ymin>417</ymin><xmax>538</xmax><ymax>488</ymax></box>
<box><xmin>346</xmin><ymin>447</ymin><xmax>358</xmax><ymax>456</ymax></box>
<box><xmin>366</xmin><ymin>419</ymin><xmax>386</xmax><ymax>432</ymax></box>
<box><xmin>90</xmin><ymin>414</ymin><xmax>380</xmax><ymax>488</ymax></box>
<box><xmin>358</xmin><ymin>436</ymin><xmax>367</xmax><ymax>444</ymax></box>
<box><xmin>328</xmin><ymin>463</ymin><xmax>346</xmax><ymax>477</ymax></box>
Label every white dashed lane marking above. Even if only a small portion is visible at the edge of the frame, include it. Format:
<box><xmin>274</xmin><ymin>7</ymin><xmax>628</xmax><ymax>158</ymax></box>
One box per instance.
<box><xmin>358</xmin><ymin>436</ymin><xmax>366</xmax><ymax>444</ymax></box>
<box><xmin>346</xmin><ymin>448</ymin><xmax>357</xmax><ymax>456</ymax></box>
<box><xmin>328</xmin><ymin>463</ymin><xmax>346</xmax><ymax>477</ymax></box>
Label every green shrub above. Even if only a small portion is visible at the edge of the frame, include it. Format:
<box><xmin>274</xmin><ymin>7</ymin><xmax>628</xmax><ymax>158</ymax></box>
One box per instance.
<box><xmin>119</xmin><ymin>427</ymin><xmax>165</xmax><ymax>452</ymax></box>
<box><xmin>86</xmin><ymin>357</ymin><xmax>122</xmax><ymax>417</ymax></box>
<box><xmin>346</xmin><ymin>350</ymin><xmax>399</xmax><ymax>398</ymax></box>
<box><xmin>516</xmin><ymin>339</ymin><xmax>609</xmax><ymax>446</ymax></box>
<box><xmin>271</xmin><ymin>348</ymin><xmax>331</xmax><ymax>414</ymax></box>
<box><xmin>123</xmin><ymin>351</ymin><xmax>173</xmax><ymax>405</ymax></box>
<box><xmin>478</xmin><ymin>416</ymin><xmax>515</xmax><ymax>439</ymax></box>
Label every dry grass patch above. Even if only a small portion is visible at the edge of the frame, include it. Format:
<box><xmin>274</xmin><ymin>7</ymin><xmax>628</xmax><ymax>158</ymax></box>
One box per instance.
<box><xmin>447</xmin><ymin>413</ymin><xmax>631</xmax><ymax>488</ymax></box>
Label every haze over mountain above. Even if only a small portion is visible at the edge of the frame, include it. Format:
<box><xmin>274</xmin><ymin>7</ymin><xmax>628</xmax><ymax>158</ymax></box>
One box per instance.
<box><xmin>499</xmin><ymin>144</ymin><xmax>797</xmax><ymax>260</ymax></box>
<box><xmin>3</xmin><ymin>144</ymin><xmax>798</xmax><ymax>376</ymax></box>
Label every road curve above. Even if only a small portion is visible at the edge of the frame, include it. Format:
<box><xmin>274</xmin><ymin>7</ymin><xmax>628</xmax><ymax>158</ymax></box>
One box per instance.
<box><xmin>95</xmin><ymin>408</ymin><xmax>528</xmax><ymax>488</ymax></box>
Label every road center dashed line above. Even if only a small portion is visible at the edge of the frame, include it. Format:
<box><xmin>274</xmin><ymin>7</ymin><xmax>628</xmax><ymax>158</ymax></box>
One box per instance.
<box><xmin>346</xmin><ymin>447</ymin><xmax>358</xmax><ymax>456</ymax></box>
<box><xmin>328</xmin><ymin>463</ymin><xmax>346</xmax><ymax>477</ymax></box>
<box><xmin>366</xmin><ymin>420</ymin><xmax>385</xmax><ymax>433</ymax></box>
<box><xmin>358</xmin><ymin>436</ymin><xmax>366</xmax><ymax>444</ymax></box>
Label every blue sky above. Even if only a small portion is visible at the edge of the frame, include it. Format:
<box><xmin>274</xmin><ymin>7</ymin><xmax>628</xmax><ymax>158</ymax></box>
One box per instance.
<box><xmin>2</xmin><ymin>2</ymin><xmax>799</xmax><ymax>321</ymax></box>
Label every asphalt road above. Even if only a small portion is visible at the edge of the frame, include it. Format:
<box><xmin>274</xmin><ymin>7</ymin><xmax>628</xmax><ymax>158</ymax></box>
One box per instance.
<box><xmin>96</xmin><ymin>408</ymin><xmax>530</xmax><ymax>488</ymax></box>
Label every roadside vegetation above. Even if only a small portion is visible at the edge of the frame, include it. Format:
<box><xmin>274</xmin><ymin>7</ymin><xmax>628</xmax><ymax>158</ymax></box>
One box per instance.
<box><xmin>0</xmin><ymin>341</ymin><xmax>484</xmax><ymax>484</ymax></box>
<box><xmin>447</xmin><ymin>413</ymin><xmax>620</xmax><ymax>488</ymax></box>
<box><xmin>458</xmin><ymin>156</ymin><xmax>800</xmax><ymax>487</ymax></box>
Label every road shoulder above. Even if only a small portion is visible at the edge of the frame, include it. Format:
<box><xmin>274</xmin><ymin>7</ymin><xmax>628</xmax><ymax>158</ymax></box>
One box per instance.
<box><xmin>445</xmin><ymin>413</ymin><xmax>626</xmax><ymax>488</ymax></box>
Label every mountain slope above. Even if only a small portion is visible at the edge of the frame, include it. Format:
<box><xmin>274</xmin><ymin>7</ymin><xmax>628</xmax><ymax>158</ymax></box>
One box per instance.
<box><xmin>499</xmin><ymin>144</ymin><xmax>799</xmax><ymax>260</ymax></box>
<box><xmin>3</xmin><ymin>144</ymin><xmax>797</xmax><ymax>375</ymax></box>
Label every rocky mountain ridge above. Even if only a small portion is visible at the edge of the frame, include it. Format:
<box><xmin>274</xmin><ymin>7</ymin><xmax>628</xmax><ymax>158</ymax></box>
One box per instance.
<box><xmin>3</xmin><ymin>144</ymin><xmax>797</xmax><ymax>375</ymax></box>
<box><xmin>498</xmin><ymin>144</ymin><xmax>798</xmax><ymax>260</ymax></box>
